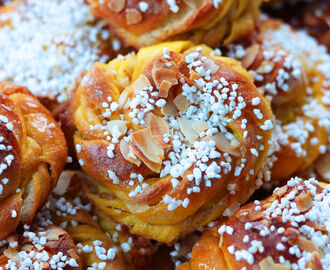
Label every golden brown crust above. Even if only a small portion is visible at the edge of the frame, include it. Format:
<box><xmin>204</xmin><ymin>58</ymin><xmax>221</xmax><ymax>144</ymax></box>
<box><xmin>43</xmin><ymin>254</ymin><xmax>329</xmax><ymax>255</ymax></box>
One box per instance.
<box><xmin>179</xmin><ymin>178</ymin><xmax>329</xmax><ymax>270</ymax></box>
<box><xmin>65</xmin><ymin>41</ymin><xmax>273</xmax><ymax>243</ymax></box>
<box><xmin>88</xmin><ymin>0</ymin><xmax>262</xmax><ymax>48</ymax></box>
<box><xmin>0</xmin><ymin>81</ymin><xmax>67</xmax><ymax>239</ymax></box>
<box><xmin>223</xmin><ymin>18</ymin><xmax>330</xmax><ymax>183</ymax></box>
<box><xmin>0</xmin><ymin>224</ymin><xmax>83</xmax><ymax>270</ymax></box>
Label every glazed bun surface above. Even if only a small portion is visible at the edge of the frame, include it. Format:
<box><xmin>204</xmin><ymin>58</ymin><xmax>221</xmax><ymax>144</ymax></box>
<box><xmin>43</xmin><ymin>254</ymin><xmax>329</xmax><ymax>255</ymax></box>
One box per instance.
<box><xmin>88</xmin><ymin>0</ymin><xmax>261</xmax><ymax>48</ymax></box>
<box><xmin>0</xmin><ymin>82</ymin><xmax>67</xmax><ymax>239</ymax></box>
<box><xmin>65</xmin><ymin>41</ymin><xmax>273</xmax><ymax>243</ymax></box>
<box><xmin>178</xmin><ymin>177</ymin><xmax>330</xmax><ymax>270</ymax></box>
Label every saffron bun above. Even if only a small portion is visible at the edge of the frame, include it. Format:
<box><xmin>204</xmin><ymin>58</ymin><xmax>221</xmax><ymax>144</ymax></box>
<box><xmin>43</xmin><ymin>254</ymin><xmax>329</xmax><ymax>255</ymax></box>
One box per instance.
<box><xmin>177</xmin><ymin>177</ymin><xmax>330</xmax><ymax>270</ymax></box>
<box><xmin>0</xmin><ymin>82</ymin><xmax>67</xmax><ymax>240</ymax></box>
<box><xmin>38</xmin><ymin>171</ymin><xmax>156</xmax><ymax>270</ymax></box>
<box><xmin>87</xmin><ymin>0</ymin><xmax>262</xmax><ymax>49</ymax></box>
<box><xmin>0</xmin><ymin>225</ymin><xmax>82</xmax><ymax>270</ymax></box>
<box><xmin>0</xmin><ymin>0</ymin><xmax>128</xmax><ymax>108</ymax></box>
<box><xmin>224</xmin><ymin>18</ymin><xmax>330</xmax><ymax>183</ymax></box>
<box><xmin>65</xmin><ymin>41</ymin><xmax>273</xmax><ymax>243</ymax></box>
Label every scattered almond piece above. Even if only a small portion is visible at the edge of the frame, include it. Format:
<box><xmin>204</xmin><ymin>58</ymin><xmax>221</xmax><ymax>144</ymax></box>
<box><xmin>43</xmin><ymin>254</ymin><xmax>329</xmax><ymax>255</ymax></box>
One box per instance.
<box><xmin>174</xmin><ymin>95</ymin><xmax>192</xmax><ymax>113</ymax></box>
<box><xmin>132</xmin><ymin>74</ymin><xmax>151</xmax><ymax>94</ymax></box>
<box><xmin>178</xmin><ymin>118</ymin><xmax>199</xmax><ymax>144</ymax></box>
<box><xmin>211</xmin><ymin>133</ymin><xmax>240</xmax><ymax>157</ymax></box>
<box><xmin>242</xmin><ymin>44</ymin><xmax>259</xmax><ymax>69</ymax></box>
<box><xmin>120</xmin><ymin>139</ymin><xmax>141</xmax><ymax>166</ymax></box>
<box><xmin>149</xmin><ymin>114</ymin><xmax>171</xmax><ymax>148</ymax></box>
<box><xmin>296</xmin><ymin>191</ymin><xmax>313</xmax><ymax>212</ymax></box>
<box><xmin>259</xmin><ymin>256</ymin><xmax>291</xmax><ymax>270</ymax></box>
<box><xmin>126</xmin><ymin>8</ymin><xmax>143</xmax><ymax>25</ymax></box>
<box><xmin>108</xmin><ymin>0</ymin><xmax>125</xmax><ymax>13</ymax></box>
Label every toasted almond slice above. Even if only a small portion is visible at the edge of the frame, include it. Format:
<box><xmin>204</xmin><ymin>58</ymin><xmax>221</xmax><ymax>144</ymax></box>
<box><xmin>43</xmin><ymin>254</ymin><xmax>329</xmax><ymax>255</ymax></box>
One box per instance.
<box><xmin>178</xmin><ymin>118</ymin><xmax>199</xmax><ymax>144</ymax></box>
<box><xmin>259</xmin><ymin>256</ymin><xmax>290</xmax><ymax>270</ymax></box>
<box><xmin>152</xmin><ymin>58</ymin><xmax>178</xmax><ymax>89</ymax></box>
<box><xmin>273</xmin><ymin>185</ymin><xmax>288</xmax><ymax>197</ymax></box>
<box><xmin>296</xmin><ymin>236</ymin><xmax>324</xmax><ymax>258</ymax></box>
<box><xmin>53</xmin><ymin>171</ymin><xmax>76</xmax><ymax>195</ymax></box>
<box><xmin>242</xmin><ymin>44</ymin><xmax>259</xmax><ymax>69</ymax></box>
<box><xmin>192</xmin><ymin>120</ymin><xmax>209</xmax><ymax>134</ymax></box>
<box><xmin>256</xmin><ymin>61</ymin><xmax>275</xmax><ymax>74</ymax></box>
<box><xmin>212</xmin><ymin>133</ymin><xmax>240</xmax><ymax>156</ymax></box>
<box><xmin>296</xmin><ymin>191</ymin><xmax>314</xmax><ymax>212</ymax></box>
<box><xmin>118</xmin><ymin>87</ymin><xmax>132</xmax><ymax>110</ymax></box>
<box><xmin>159</xmin><ymin>80</ymin><xmax>172</xmax><ymax>98</ymax></box>
<box><xmin>130</xmin><ymin>128</ymin><xmax>164</xmax><ymax>172</ymax></box>
<box><xmin>314</xmin><ymin>153</ymin><xmax>330</xmax><ymax>183</ymax></box>
<box><xmin>190</xmin><ymin>71</ymin><xmax>201</xmax><ymax>81</ymax></box>
<box><xmin>174</xmin><ymin>95</ymin><xmax>192</xmax><ymax>113</ymax></box>
<box><xmin>108</xmin><ymin>0</ymin><xmax>125</xmax><ymax>13</ymax></box>
<box><xmin>132</xmin><ymin>74</ymin><xmax>151</xmax><ymax>94</ymax></box>
<box><xmin>120</xmin><ymin>139</ymin><xmax>141</xmax><ymax>166</ymax></box>
<box><xmin>149</xmin><ymin>114</ymin><xmax>170</xmax><ymax>148</ymax></box>
<box><xmin>107</xmin><ymin>120</ymin><xmax>127</xmax><ymax>139</ymax></box>
<box><xmin>202</xmin><ymin>58</ymin><xmax>219</xmax><ymax>75</ymax></box>
<box><xmin>126</xmin><ymin>8</ymin><xmax>142</xmax><ymax>25</ymax></box>
<box><xmin>161</xmin><ymin>99</ymin><xmax>178</xmax><ymax>117</ymax></box>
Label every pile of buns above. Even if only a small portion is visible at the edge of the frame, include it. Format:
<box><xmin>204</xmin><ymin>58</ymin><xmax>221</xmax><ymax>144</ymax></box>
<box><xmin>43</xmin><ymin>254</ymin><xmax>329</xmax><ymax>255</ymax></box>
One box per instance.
<box><xmin>0</xmin><ymin>0</ymin><xmax>329</xmax><ymax>269</ymax></box>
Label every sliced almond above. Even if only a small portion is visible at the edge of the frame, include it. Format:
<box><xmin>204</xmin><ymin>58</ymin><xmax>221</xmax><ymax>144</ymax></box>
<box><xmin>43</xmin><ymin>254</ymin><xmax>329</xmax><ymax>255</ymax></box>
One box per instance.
<box><xmin>242</xmin><ymin>44</ymin><xmax>259</xmax><ymax>69</ymax></box>
<box><xmin>296</xmin><ymin>236</ymin><xmax>324</xmax><ymax>258</ymax></box>
<box><xmin>211</xmin><ymin>133</ymin><xmax>240</xmax><ymax>157</ymax></box>
<box><xmin>152</xmin><ymin>58</ymin><xmax>178</xmax><ymax>90</ymax></box>
<box><xmin>159</xmin><ymin>80</ymin><xmax>172</xmax><ymax>98</ymax></box>
<box><xmin>132</xmin><ymin>74</ymin><xmax>151</xmax><ymax>94</ymax></box>
<box><xmin>178</xmin><ymin>118</ymin><xmax>199</xmax><ymax>144</ymax></box>
<box><xmin>161</xmin><ymin>99</ymin><xmax>178</xmax><ymax>117</ymax></box>
<box><xmin>174</xmin><ymin>95</ymin><xmax>192</xmax><ymax>113</ymax></box>
<box><xmin>53</xmin><ymin>171</ymin><xmax>75</xmax><ymax>196</ymax></box>
<box><xmin>296</xmin><ymin>191</ymin><xmax>313</xmax><ymax>212</ymax></box>
<box><xmin>107</xmin><ymin>120</ymin><xmax>127</xmax><ymax>139</ymax></box>
<box><xmin>149</xmin><ymin>114</ymin><xmax>170</xmax><ymax>148</ymax></box>
<box><xmin>126</xmin><ymin>8</ymin><xmax>142</xmax><ymax>25</ymax></box>
<box><xmin>120</xmin><ymin>139</ymin><xmax>141</xmax><ymax>166</ymax></box>
<box><xmin>108</xmin><ymin>0</ymin><xmax>125</xmax><ymax>13</ymax></box>
<box><xmin>256</xmin><ymin>61</ymin><xmax>275</xmax><ymax>74</ymax></box>
<box><xmin>273</xmin><ymin>185</ymin><xmax>288</xmax><ymax>197</ymax></box>
<box><xmin>202</xmin><ymin>57</ymin><xmax>219</xmax><ymax>75</ymax></box>
<box><xmin>192</xmin><ymin>120</ymin><xmax>209</xmax><ymax>134</ymax></box>
<box><xmin>118</xmin><ymin>87</ymin><xmax>132</xmax><ymax>110</ymax></box>
<box><xmin>190</xmin><ymin>71</ymin><xmax>201</xmax><ymax>81</ymax></box>
<box><xmin>130</xmin><ymin>128</ymin><xmax>164</xmax><ymax>172</ymax></box>
<box><xmin>259</xmin><ymin>256</ymin><xmax>291</xmax><ymax>270</ymax></box>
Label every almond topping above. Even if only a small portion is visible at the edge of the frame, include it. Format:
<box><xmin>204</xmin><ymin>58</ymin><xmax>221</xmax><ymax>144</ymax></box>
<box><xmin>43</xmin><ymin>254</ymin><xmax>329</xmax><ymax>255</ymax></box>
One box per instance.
<box><xmin>130</xmin><ymin>128</ymin><xmax>164</xmax><ymax>172</ymax></box>
<box><xmin>108</xmin><ymin>0</ymin><xmax>125</xmax><ymax>13</ymax></box>
<box><xmin>107</xmin><ymin>120</ymin><xmax>127</xmax><ymax>140</ymax></box>
<box><xmin>242</xmin><ymin>44</ymin><xmax>259</xmax><ymax>69</ymax></box>
<box><xmin>192</xmin><ymin>121</ymin><xmax>209</xmax><ymax>134</ymax></box>
<box><xmin>189</xmin><ymin>71</ymin><xmax>201</xmax><ymax>81</ymax></box>
<box><xmin>259</xmin><ymin>256</ymin><xmax>291</xmax><ymax>270</ymax></box>
<box><xmin>161</xmin><ymin>100</ymin><xmax>178</xmax><ymax>117</ymax></box>
<box><xmin>126</xmin><ymin>8</ymin><xmax>143</xmax><ymax>25</ymax></box>
<box><xmin>120</xmin><ymin>139</ymin><xmax>141</xmax><ymax>166</ymax></box>
<box><xmin>202</xmin><ymin>58</ymin><xmax>219</xmax><ymax>75</ymax></box>
<box><xmin>152</xmin><ymin>58</ymin><xmax>178</xmax><ymax>90</ymax></box>
<box><xmin>296</xmin><ymin>191</ymin><xmax>313</xmax><ymax>212</ymax></box>
<box><xmin>296</xmin><ymin>236</ymin><xmax>324</xmax><ymax>258</ymax></box>
<box><xmin>118</xmin><ymin>87</ymin><xmax>132</xmax><ymax>110</ymax></box>
<box><xmin>174</xmin><ymin>94</ymin><xmax>192</xmax><ymax>113</ymax></box>
<box><xmin>149</xmin><ymin>114</ymin><xmax>171</xmax><ymax>148</ymax></box>
<box><xmin>159</xmin><ymin>80</ymin><xmax>172</xmax><ymax>98</ymax></box>
<box><xmin>178</xmin><ymin>118</ymin><xmax>199</xmax><ymax>144</ymax></box>
<box><xmin>132</xmin><ymin>74</ymin><xmax>151</xmax><ymax>94</ymax></box>
<box><xmin>211</xmin><ymin>133</ymin><xmax>240</xmax><ymax>156</ymax></box>
<box><xmin>273</xmin><ymin>185</ymin><xmax>288</xmax><ymax>197</ymax></box>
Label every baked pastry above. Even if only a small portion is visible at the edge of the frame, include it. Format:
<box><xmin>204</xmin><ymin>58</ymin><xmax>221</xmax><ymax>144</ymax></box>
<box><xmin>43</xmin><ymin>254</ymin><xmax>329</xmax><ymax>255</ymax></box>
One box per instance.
<box><xmin>65</xmin><ymin>41</ymin><xmax>273</xmax><ymax>243</ymax></box>
<box><xmin>0</xmin><ymin>224</ymin><xmax>82</xmax><ymax>269</ymax></box>
<box><xmin>38</xmin><ymin>171</ymin><xmax>155</xmax><ymax>270</ymax></box>
<box><xmin>0</xmin><ymin>81</ymin><xmax>67</xmax><ymax>240</ymax></box>
<box><xmin>88</xmin><ymin>0</ymin><xmax>262</xmax><ymax>48</ymax></box>
<box><xmin>264</xmin><ymin>0</ymin><xmax>330</xmax><ymax>51</ymax></box>
<box><xmin>177</xmin><ymin>177</ymin><xmax>330</xmax><ymax>270</ymax></box>
<box><xmin>0</xmin><ymin>0</ymin><xmax>129</xmax><ymax>109</ymax></box>
<box><xmin>224</xmin><ymin>18</ymin><xmax>330</xmax><ymax>183</ymax></box>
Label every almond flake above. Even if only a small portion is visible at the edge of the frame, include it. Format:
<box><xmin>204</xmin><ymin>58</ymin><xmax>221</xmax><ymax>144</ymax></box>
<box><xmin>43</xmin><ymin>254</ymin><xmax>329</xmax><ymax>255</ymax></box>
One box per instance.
<box><xmin>211</xmin><ymin>133</ymin><xmax>240</xmax><ymax>156</ymax></box>
<box><xmin>149</xmin><ymin>114</ymin><xmax>171</xmax><ymax>148</ymax></box>
<box><xmin>178</xmin><ymin>118</ymin><xmax>199</xmax><ymax>144</ymax></box>
<box><xmin>192</xmin><ymin>121</ymin><xmax>209</xmax><ymax>134</ymax></box>
<box><xmin>107</xmin><ymin>120</ymin><xmax>127</xmax><ymax>139</ymax></box>
<box><xmin>314</xmin><ymin>153</ymin><xmax>330</xmax><ymax>183</ymax></box>
<box><xmin>152</xmin><ymin>58</ymin><xmax>178</xmax><ymax>89</ymax></box>
<box><xmin>108</xmin><ymin>0</ymin><xmax>126</xmax><ymax>13</ymax></box>
<box><xmin>130</xmin><ymin>128</ymin><xmax>164</xmax><ymax>172</ymax></box>
<box><xmin>296</xmin><ymin>191</ymin><xmax>313</xmax><ymax>212</ymax></box>
<box><xmin>259</xmin><ymin>256</ymin><xmax>290</xmax><ymax>270</ymax></box>
<box><xmin>174</xmin><ymin>95</ymin><xmax>192</xmax><ymax>113</ymax></box>
<box><xmin>161</xmin><ymin>100</ymin><xmax>178</xmax><ymax>117</ymax></box>
<box><xmin>242</xmin><ymin>44</ymin><xmax>259</xmax><ymax>69</ymax></box>
<box><xmin>120</xmin><ymin>139</ymin><xmax>141</xmax><ymax>166</ymax></box>
<box><xmin>296</xmin><ymin>236</ymin><xmax>324</xmax><ymax>258</ymax></box>
<box><xmin>126</xmin><ymin>8</ymin><xmax>143</xmax><ymax>25</ymax></box>
<box><xmin>159</xmin><ymin>80</ymin><xmax>172</xmax><ymax>98</ymax></box>
<box><xmin>132</xmin><ymin>74</ymin><xmax>151</xmax><ymax>94</ymax></box>
<box><xmin>273</xmin><ymin>185</ymin><xmax>288</xmax><ymax>197</ymax></box>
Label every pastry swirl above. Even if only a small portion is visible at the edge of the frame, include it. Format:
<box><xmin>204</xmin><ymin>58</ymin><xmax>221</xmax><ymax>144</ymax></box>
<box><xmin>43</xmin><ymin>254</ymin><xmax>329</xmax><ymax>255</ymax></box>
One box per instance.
<box><xmin>65</xmin><ymin>41</ymin><xmax>273</xmax><ymax>243</ymax></box>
